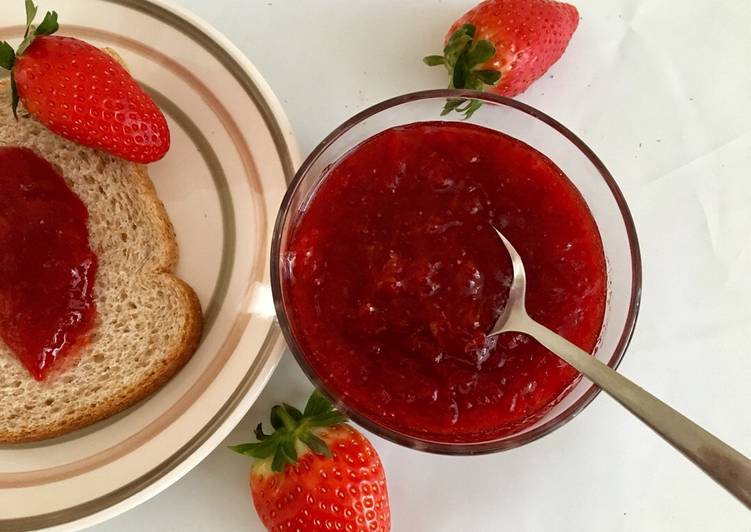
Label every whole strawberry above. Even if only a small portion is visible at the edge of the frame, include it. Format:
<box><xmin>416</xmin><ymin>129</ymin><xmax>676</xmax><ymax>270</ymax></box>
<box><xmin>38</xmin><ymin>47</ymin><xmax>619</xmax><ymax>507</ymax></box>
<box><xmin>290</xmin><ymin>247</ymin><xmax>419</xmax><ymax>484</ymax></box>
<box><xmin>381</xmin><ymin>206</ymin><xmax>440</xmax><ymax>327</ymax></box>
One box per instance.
<box><xmin>232</xmin><ymin>391</ymin><xmax>390</xmax><ymax>532</ymax></box>
<box><xmin>0</xmin><ymin>1</ymin><xmax>170</xmax><ymax>163</ymax></box>
<box><xmin>424</xmin><ymin>0</ymin><xmax>579</xmax><ymax>116</ymax></box>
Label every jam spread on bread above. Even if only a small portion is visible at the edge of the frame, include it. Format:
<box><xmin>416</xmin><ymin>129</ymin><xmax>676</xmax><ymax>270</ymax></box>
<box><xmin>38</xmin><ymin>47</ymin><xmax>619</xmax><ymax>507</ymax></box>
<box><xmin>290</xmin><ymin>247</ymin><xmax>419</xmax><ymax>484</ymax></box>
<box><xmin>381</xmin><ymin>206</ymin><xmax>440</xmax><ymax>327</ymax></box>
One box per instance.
<box><xmin>0</xmin><ymin>147</ymin><xmax>97</xmax><ymax>380</ymax></box>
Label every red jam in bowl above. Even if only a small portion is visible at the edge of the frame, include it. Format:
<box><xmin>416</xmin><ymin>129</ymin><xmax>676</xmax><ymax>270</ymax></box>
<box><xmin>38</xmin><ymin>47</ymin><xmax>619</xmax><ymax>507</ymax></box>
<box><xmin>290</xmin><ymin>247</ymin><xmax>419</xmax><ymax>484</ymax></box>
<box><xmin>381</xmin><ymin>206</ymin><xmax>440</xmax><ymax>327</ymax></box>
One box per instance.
<box><xmin>283</xmin><ymin>122</ymin><xmax>606</xmax><ymax>442</ymax></box>
<box><xmin>0</xmin><ymin>147</ymin><xmax>98</xmax><ymax>381</ymax></box>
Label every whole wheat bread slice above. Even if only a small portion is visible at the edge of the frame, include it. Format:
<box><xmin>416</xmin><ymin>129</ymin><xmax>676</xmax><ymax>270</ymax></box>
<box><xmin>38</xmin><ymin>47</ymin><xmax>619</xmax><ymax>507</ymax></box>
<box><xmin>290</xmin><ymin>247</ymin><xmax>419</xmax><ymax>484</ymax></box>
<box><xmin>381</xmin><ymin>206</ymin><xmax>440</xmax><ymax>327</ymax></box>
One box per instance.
<box><xmin>0</xmin><ymin>74</ymin><xmax>203</xmax><ymax>443</ymax></box>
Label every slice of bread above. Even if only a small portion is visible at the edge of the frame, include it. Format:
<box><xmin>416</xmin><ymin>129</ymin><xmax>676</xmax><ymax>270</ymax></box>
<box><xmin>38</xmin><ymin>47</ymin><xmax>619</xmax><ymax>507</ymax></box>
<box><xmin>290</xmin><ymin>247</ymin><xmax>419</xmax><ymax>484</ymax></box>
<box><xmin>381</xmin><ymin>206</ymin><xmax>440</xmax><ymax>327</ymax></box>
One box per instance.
<box><xmin>0</xmin><ymin>75</ymin><xmax>203</xmax><ymax>443</ymax></box>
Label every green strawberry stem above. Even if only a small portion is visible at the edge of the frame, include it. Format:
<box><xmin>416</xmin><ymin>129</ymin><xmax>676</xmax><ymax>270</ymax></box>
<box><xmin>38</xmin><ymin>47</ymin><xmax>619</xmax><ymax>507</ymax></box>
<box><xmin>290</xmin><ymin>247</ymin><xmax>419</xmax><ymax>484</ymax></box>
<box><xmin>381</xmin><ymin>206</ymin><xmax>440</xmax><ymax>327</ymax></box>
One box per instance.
<box><xmin>423</xmin><ymin>23</ymin><xmax>501</xmax><ymax>119</ymax></box>
<box><xmin>230</xmin><ymin>390</ymin><xmax>347</xmax><ymax>473</ymax></box>
<box><xmin>0</xmin><ymin>0</ymin><xmax>59</xmax><ymax>118</ymax></box>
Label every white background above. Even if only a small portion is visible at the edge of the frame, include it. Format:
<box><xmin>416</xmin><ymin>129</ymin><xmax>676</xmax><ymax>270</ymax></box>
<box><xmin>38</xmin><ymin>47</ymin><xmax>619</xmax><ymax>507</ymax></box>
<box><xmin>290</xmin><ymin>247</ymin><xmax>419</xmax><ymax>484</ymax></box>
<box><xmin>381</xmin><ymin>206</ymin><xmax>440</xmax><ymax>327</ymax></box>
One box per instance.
<box><xmin>96</xmin><ymin>0</ymin><xmax>751</xmax><ymax>530</ymax></box>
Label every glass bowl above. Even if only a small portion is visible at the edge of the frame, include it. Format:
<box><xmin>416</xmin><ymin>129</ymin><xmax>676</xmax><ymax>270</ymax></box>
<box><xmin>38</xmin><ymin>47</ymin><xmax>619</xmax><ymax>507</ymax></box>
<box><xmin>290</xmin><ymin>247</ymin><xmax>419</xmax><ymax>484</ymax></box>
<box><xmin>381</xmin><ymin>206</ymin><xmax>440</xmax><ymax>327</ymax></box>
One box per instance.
<box><xmin>271</xmin><ymin>89</ymin><xmax>641</xmax><ymax>454</ymax></box>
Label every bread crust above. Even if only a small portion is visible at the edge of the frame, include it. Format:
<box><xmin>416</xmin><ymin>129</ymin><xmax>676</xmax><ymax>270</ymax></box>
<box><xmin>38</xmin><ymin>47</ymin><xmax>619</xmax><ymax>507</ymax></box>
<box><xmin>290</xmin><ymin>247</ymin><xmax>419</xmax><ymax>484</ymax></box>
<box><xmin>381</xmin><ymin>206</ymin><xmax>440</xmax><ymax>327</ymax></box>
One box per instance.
<box><xmin>0</xmin><ymin>78</ymin><xmax>204</xmax><ymax>443</ymax></box>
<box><xmin>2</xmin><ymin>282</ymin><xmax>203</xmax><ymax>443</ymax></box>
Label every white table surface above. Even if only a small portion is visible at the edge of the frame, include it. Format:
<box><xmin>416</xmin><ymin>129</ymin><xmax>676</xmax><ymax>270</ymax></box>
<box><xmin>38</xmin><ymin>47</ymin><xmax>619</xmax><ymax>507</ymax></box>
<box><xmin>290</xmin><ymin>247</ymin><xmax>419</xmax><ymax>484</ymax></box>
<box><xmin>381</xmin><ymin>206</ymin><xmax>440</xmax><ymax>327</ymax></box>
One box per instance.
<box><xmin>94</xmin><ymin>0</ymin><xmax>751</xmax><ymax>530</ymax></box>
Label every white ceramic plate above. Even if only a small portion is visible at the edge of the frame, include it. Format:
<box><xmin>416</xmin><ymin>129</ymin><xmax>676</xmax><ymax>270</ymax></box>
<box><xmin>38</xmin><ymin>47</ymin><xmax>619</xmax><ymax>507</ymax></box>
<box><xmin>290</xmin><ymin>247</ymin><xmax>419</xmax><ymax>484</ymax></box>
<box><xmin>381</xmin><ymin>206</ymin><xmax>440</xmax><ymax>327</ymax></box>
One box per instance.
<box><xmin>0</xmin><ymin>1</ymin><xmax>298</xmax><ymax>530</ymax></box>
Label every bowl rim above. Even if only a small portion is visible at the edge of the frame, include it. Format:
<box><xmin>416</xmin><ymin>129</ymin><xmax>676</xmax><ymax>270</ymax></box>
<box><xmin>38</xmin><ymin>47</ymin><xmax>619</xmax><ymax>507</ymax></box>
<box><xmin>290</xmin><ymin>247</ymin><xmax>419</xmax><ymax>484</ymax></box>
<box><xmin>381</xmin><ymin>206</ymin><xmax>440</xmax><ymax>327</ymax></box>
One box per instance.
<box><xmin>271</xmin><ymin>89</ymin><xmax>642</xmax><ymax>455</ymax></box>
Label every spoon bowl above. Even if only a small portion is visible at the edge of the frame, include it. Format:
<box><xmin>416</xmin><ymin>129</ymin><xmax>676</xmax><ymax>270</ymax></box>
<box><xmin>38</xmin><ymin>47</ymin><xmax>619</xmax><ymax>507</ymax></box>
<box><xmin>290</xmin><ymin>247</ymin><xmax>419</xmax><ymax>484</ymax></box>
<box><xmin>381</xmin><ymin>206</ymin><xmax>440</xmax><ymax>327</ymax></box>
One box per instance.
<box><xmin>488</xmin><ymin>226</ymin><xmax>530</xmax><ymax>336</ymax></box>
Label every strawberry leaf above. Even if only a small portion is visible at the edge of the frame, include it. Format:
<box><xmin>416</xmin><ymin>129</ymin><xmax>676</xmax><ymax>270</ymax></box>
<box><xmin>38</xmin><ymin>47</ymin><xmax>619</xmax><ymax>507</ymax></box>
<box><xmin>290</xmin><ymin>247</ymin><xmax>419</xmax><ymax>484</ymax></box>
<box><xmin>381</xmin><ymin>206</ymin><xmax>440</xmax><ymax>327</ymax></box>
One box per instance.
<box><xmin>304</xmin><ymin>389</ymin><xmax>334</xmax><ymax>417</ymax></box>
<box><xmin>254</xmin><ymin>422</ymin><xmax>270</xmax><ymax>441</ymax></box>
<box><xmin>441</xmin><ymin>97</ymin><xmax>483</xmax><ymax>119</ymax></box>
<box><xmin>228</xmin><ymin>442</ymin><xmax>256</xmax><ymax>454</ymax></box>
<box><xmin>466</xmin><ymin>72</ymin><xmax>485</xmax><ymax>91</ymax></box>
<box><xmin>229</xmin><ymin>439</ymin><xmax>277</xmax><ymax>459</ymax></box>
<box><xmin>24</xmin><ymin>0</ymin><xmax>38</xmax><ymax>38</ymax></box>
<box><xmin>451</xmin><ymin>55</ymin><xmax>470</xmax><ymax>89</ymax></box>
<box><xmin>308</xmin><ymin>410</ymin><xmax>348</xmax><ymax>428</ymax></box>
<box><xmin>34</xmin><ymin>11</ymin><xmax>59</xmax><ymax>36</ymax></box>
<box><xmin>441</xmin><ymin>98</ymin><xmax>464</xmax><ymax>116</ymax></box>
<box><xmin>457</xmin><ymin>99</ymin><xmax>483</xmax><ymax>118</ymax></box>
<box><xmin>0</xmin><ymin>42</ymin><xmax>15</xmax><ymax>70</ymax></box>
<box><xmin>270</xmin><ymin>405</ymin><xmax>285</xmax><ymax>430</ymax></box>
<box><xmin>283</xmin><ymin>403</ymin><xmax>304</xmax><ymax>422</ymax></box>
<box><xmin>10</xmin><ymin>70</ymin><xmax>19</xmax><ymax>120</ymax></box>
<box><xmin>475</xmin><ymin>70</ymin><xmax>501</xmax><ymax>85</ymax></box>
<box><xmin>299</xmin><ymin>432</ymin><xmax>332</xmax><ymax>458</ymax></box>
<box><xmin>424</xmin><ymin>23</ymin><xmax>502</xmax><ymax>119</ymax></box>
<box><xmin>282</xmin><ymin>439</ymin><xmax>298</xmax><ymax>463</ymax></box>
<box><xmin>230</xmin><ymin>389</ymin><xmax>349</xmax><ymax>473</ymax></box>
<box><xmin>443</xmin><ymin>25</ymin><xmax>474</xmax><ymax>71</ymax></box>
<box><xmin>467</xmin><ymin>40</ymin><xmax>495</xmax><ymax>66</ymax></box>
<box><xmin>423</xmin><ymin>55</ymin><xmax>445</xmax><ymax>67</ymax></box>
<box><xmin>271</xmin><ymin>445</ymin><xmax>286</xmax><ymax>472</ymax></box>
<box><xmin>449</xmin><ymin>23</ymin><xmax>475</xmax><ymax>42</ymax></box>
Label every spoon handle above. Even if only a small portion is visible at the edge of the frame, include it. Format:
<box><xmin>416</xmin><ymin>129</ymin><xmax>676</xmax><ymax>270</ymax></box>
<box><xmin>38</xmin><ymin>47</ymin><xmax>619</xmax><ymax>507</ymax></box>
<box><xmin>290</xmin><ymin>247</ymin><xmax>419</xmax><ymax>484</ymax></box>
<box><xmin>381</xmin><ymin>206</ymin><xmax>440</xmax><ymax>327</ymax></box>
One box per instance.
<box><xmin>523</xmin><ymin>318</ymin><xmax>751</xmax><ymax>509</ymax></box>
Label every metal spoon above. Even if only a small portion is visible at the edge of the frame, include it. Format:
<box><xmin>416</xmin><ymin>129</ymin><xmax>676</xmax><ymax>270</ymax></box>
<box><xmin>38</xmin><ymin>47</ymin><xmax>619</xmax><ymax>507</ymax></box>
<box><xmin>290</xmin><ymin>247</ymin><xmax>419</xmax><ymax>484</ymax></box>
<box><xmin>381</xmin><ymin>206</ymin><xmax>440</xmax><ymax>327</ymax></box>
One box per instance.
<box><xmin>490</xmin><ymin>227</ymin><xmax>751</xmax><ymax>509</ymax></box>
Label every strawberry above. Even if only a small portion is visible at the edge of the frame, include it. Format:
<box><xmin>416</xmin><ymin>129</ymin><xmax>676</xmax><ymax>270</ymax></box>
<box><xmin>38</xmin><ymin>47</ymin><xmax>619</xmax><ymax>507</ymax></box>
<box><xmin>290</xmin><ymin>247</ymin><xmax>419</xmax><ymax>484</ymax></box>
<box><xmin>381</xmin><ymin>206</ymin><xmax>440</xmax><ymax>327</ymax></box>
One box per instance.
<box><xmin>424</xmin><ymin>0</ymin><xmax>579</xmax><ymax>116</ymax></box>
<box><xmin>231</xmin><ymin>391</ymin><xmax>391</xmax><ymax>532</ymax></box>
<box><xmin>0</xmin><ymin>1</ymin><xmax>170</xmax><ymax>163</ymax></box>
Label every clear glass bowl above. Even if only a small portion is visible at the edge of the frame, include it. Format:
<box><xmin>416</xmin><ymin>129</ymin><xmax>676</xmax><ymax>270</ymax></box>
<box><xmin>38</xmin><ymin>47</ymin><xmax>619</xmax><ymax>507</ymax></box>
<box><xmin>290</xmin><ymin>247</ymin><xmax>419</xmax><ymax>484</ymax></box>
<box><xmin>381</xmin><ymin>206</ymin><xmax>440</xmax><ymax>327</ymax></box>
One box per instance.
<box><xmin>271</xmin><ymin>90</ymin><xmax>641</xmax><ymax>454</ymax></box>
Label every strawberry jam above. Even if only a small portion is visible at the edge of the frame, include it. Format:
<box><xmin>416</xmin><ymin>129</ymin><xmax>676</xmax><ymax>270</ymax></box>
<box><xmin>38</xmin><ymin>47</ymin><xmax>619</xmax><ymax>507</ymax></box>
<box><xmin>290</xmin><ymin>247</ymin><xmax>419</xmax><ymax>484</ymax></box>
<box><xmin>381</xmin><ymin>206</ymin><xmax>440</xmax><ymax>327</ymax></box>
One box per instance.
<box><xmin>283</xmin><ymin>122</ymin><xmax>606</xmax><ymax>442</ymax></box>
<box><xmin>0</xmin><ymin>147</ymin><xmax>97</xmax><ymax>381</ymax></box>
